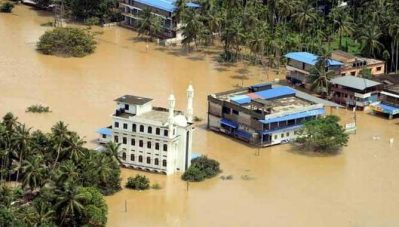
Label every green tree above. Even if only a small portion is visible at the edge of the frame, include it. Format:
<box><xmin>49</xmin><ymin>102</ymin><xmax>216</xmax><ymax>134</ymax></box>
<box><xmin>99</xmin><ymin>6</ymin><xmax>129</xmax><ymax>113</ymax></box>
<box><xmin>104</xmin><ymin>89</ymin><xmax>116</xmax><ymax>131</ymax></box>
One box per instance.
<box><xmin>21</xmin><ymin>155</ymin><xmax>47</xmax><ymax>191</ymax></box>
<box><xmin>182</xmin><ymin>156</ymin><xmax>221</xmax><ymax>182</ymax></box>
<box><xmin>358</xmin><ymin>23</ymin><xmax>383</xmax><ymax>58</ymax></box>
<box><xmin>295</xmin><ymin>115</ymin><xmax>349</xmax><ymax>153</ymax></box>
<box><xmin>137</xmin><ymin>8</ymin><xmax>162</xmax><ymax>41</ymax></box>
<box><xmin>126</xmin><ymin>175</ymin><xmax>150</xmax><ymax>190</ymax></box>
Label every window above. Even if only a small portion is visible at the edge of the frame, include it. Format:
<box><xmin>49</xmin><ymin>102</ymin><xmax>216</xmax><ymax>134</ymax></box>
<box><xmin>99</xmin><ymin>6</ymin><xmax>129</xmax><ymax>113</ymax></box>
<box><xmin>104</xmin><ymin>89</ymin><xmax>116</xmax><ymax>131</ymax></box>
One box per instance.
<box><xmin>232</xmin><ymin>109</ymin><xmax>239</xmax><ymax>115</ymax></box>
<box><xmin>131</xmin><ymin>154</ymin><xmax>135</xmax><ymax>161</ymax></box>
<box><xmin>114</xmin><ymin>121</ymin><xmax>119</xmax><ymax>128</ymax></box>
<box><xmin>125</xmin><ymin>104</ymin><xmax>129</xmax><ymax>110</ymax></box>
<box><xmin>156</xmin><ymin>128</ymin><xmax>160</xmax><ymax>135</ymax></box>
<box><xmin>163</xmin><ymin>160</ymin><xmax>167</xmax><ymax>167</ymax></box>
<box><xmin>377</xmin><ymin>67</ymin><xmax>382</xmax><ymax>71</ymax></box>
<box><xmin>123</xmin><ymin>123</ymin><xmax>128</xmax><ymax>129</ymax></box>
<box><xmin>147</xmin><ymin>157</ymin><xmax>151</xmax><ymax>164</ymax></box>
<box><xmin>147</xmin><ymin>141</ymin><xmax>151</xmax><ymax>149</ymax></box>
<box><xmin>155</xmin><ymin>143</ymin><xmax>159</xmax><ymax>150</ymax></box>
<box><xmin>155</xmin><ymin>158</ymin><xmax>159</xmax><ymax>166</ymax></box>
<box><xmin>122</xmin><ymin>152</ymin><xmax>126</xmax><ymax>160</ymax></box>
<box><xmin>222</xmin><ymin>106</ymin><xmax>231</xmax><ymax>114</ymax></box>
<box><xmin>122</xmin><ymin>137</ymin><xmax>127</xmax><ymax>144</ymax></box>
<box><xmin>274</xmin><ymin>135</ymin><xmax>277</xmax><ymax>140</ymax></box>
<box><xmin>148</xmin><ymin>126</ymin><xmax>152</xmax><ymax>134</ymax></box>
<box><xmin>163</xmin><ymin>144</ymin><xmax>168</xmax><ymax>151</ymax></box>
<box><xmin>131</xmin><ymin>139</ymin><xmax>135</xmax><ymax>146</ymax></box>
<box><xmin>286</xmin><ymin>132</ymin><xmax>290</xmax><ymax>137</ymax></box>
<box><xmin>281</xmin><ymin>133</ymin><xmax>284</xmax><ymax>138</ymax></box>
<box><xmin>350</xmin><ymin>71</ymin><xmax>356</xmax><ymax>76</ymax></box>
<box><xmin>139</xmin><ymin>155</ymin><xmax>143</xmax><ymax>163</ymax></box>
<box><xmin>164</xmin><ymin>130</ymin><xmax>168</xmax><ymax>137</ymax></box>
<box><xmin>139</xmin><ymin>140</ymin><xmax>143</xmax><ymax>147</ymax></box>
<box><xmin>132</xmin><ymin>124</ymin><xmax>136</xmax><ymax>132</ymax></box>
<box><xmin>102</xmin><ymin>134</ymin><xmax>106</xmax><ymax>139</ymax></box>
<box><xmin>140</xmin><ymin>125</ymin><xmax>144</xmax><ymax>132</ymax></box>
<box><xmin>114</xmin><ymin>136</ymin><xmax>119</xmax><ymax>143</ymax></box>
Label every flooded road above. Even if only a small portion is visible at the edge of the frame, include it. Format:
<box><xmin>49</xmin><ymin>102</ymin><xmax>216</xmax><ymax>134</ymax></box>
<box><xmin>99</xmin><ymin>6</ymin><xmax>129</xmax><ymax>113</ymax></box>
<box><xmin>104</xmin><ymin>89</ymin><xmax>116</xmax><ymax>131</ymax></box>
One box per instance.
<box><xmin>1</xmin><ymin>5</ymin><xmax>399</xmax><ymax>227</ymax></box>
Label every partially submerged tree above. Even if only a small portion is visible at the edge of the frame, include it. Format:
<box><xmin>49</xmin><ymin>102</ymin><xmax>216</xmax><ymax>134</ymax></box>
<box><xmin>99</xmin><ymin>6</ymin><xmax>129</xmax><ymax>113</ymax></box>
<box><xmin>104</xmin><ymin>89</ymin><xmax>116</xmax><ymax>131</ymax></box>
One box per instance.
<box><xmin>182</xmin><ymin>156</ymin><xmax>221</xmax><ymax>182</ymax></box>
<box><xmin>37</xmin><ymin>27</ymin><xmax>96</xmax><ymax>57</ymax></box>
<box><xmin>295</xmin><ymin>115</ymin><xmax>349</xmax><ymax>153</ymax></box>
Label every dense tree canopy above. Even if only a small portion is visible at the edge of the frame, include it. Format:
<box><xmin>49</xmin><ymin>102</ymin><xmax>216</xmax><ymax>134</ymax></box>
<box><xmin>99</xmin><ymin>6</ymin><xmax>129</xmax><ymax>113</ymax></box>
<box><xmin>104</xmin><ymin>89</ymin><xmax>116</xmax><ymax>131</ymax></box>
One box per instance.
<box><xmin>182</xmin><ymin>156</ymin><xmax>221</xmax><ymax>182</ymax></box>
<box><xmin>37</xmin><ymin>27</ymin><xmax>96</xmax><ymax>57</ymax></box>
<box><xmin>176</xmin><ymin>0</ymin><xmax>399</xmax><ymax>72</ymax></box>
<box><xmin>0</xmin><ymin>113</ymin><xmax>121</xmax><ymax>226</ymax></box>
<box><xmin>295</xmin><ymin>115</ymin><xmax>349</xmax><ymax>153</ymax></box>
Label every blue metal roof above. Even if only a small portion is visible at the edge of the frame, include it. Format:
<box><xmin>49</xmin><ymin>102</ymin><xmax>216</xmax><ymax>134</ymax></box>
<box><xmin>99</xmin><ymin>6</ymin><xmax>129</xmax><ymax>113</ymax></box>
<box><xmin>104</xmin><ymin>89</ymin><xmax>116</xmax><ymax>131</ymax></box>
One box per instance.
<box><xmin>97</xmin><ymin>127</ymin><xmax>112</xmax><ymax>136</ymax></box>
<box><xmin>254</xmin><ymin>86</ymin><xmax>296</xmax><ymax>100</ymax></box>
<box><xmin>285</xmin><ymin>52</ymin><xmax>343</xmax><ymax>66</ymax></box>
<box><xmin>221</xmin><ymin>118</ymin><xmax>238</xmax><ymax>128</ymax></box>
<box><xmin>373</xmin><ymin>102</ymin><xmax>399</xmax><ymax>115</ymax></box>
<box><xmin>260</xmin><ymin>108</ymin><xmax>325</xmax><ymax>124</ymax></box>
<box><xmin>231</xmin><ymin>95</ymin><xmax>251</xmax><ymax>105</ymax></box>
<box><xmin>135</xmin><ymin>0</ymin><xmax>199</xmax><ymax>13</ymax></box>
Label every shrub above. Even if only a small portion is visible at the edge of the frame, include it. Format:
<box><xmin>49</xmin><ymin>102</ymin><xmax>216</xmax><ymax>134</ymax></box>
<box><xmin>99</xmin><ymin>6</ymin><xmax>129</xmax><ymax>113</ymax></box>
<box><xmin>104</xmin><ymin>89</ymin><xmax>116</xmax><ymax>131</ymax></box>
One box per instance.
<box><xmin>37</xmin><ymin>27</ymin><xmax>96</xmax><ymax>57</ymax></box>
<box><xmin>0</xmin><ymin>2</ymin><xmax>14</xmax><ymax>13</ymax></box>
<box><xmin>295</xmin><ymin>115</ymin><xmax>349</xmax><ymax>153</ymax></box>
<box><xmin>182</xmin><ymin>156</ymin><xmax>221</xmax><ymax>182</ymax></box>
<box><xmin>26</xmin><ymin>105</ymin><xmax>51</xmax><ymax>113</ymax></box>
<box><xmin>151</xmin><ymin>183</ymin><xmax>161</xmax><ymax>190</ymax></box>
<box><xmin>126</xmin><ymin>175</ymin><xmax>150</xmax><ymax>190</ymax></box>
<box><xmin>85</xmin><ymin>17</ymin><xmax>100</xmax><ymax>26</ymax></box>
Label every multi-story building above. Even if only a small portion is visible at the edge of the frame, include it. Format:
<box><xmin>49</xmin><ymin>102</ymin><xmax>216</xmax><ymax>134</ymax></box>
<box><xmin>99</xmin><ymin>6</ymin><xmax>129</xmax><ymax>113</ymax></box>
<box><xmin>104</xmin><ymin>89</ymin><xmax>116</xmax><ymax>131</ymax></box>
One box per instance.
<box><xmin>207</xmin><ymin>83</ymin><xmax>339</xmax><ymax>146</ymax></box>
<box><xmin>369</xmin><ymin>84</ymin><xmax>399</xmax><ymax>119</ymax></box>
<box><xmin>98</xmin><ymin>85</ymin><xmax>195</xmax><ymax>175</ymax></box>
<box><xmin>331</xmin><ymin>50</ymin><xmax>385</xmax><ymax>77</ymax></box>
<box><xmin>285</xmin><ymin>51</ymin><xmax>343</xmax><ymax>86</ymax></box>
<box><xmin>285</xmin><ymin>51</ymin><xmax>385</xmax><ymax>86</ymax></box>
<box><xmin>330</xmin><ymin>75</ymin><xmax>382</xmax><ymax>110</ymax></box>
<box><xmin>120</xmin><ymin>0</ymin><xmax>199</xmax><ymax>38</ymax></box>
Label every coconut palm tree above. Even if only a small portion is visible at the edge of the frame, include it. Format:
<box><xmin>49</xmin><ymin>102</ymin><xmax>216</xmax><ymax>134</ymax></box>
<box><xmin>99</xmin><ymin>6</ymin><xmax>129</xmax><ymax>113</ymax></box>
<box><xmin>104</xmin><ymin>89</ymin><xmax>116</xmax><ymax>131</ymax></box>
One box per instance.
<box><xmin>55</xmin><ymin>184</ymin><xmax>88</xmax><ymax>225</ymax></box>
<box><xmin>330</xmin><ymin>7</ymin><xmax>354</xmax><ymax>49</ymax></box>
<box><xmin>389</xmin><ymin>19</ymin><xmax>399</xmax><ymax>73</ymax></box>
<box><xmin>50</xmin><ymin>121</ymin><xmax>69</xmax><ymax>168</ymax></box>
<box><xmin>13</xmin><ymin>124</ymin><xmax>32</xmax><ymax>183</ymax></box>
<box><xmin>67</xmin><ymin>135</ymin><xmax>85</xmax><ymax>163</ymax></box>
<box><xmin>309</xmin><ymin>66</ymin><xmax>336</xmax><ymax>98</ymax></box>
<box><xmin>31</xmin><ymin>200</ymin><xmax>55</xmax><ymax>226</ymax></box>
<box><xmin>137</xmin><ymin>8</ymin><xmax>162</xmax><ymax>41</ymax></box>
<box><xmin>181</xmin><ymin>9</ymin><xmax>204</xmax><ymax>49</ymax></box>
<box><xmin>54</xmin><ymin>160</ymin><xmax>79</xmax><ymax>186</ymax></box>
<box><xmin>292</xmin><ymin>0</ymin><xmax>318</xmax><ymax>33</ymax></box>
<box><xmin>104</xmin><ymin>141</ymin><xmax>122</xmax><ymax>165</ymax></box>
<box><xmin>2</xmin><ymin>112</ymin><xmax>18</xmax><ymax>131</ymax></box>
<box><xmin>21</xmin><ymin>155</ymin><xmax>47</xmax><ymax>191</ymax></box>
<box><xmin>358</xmin><ymin>23</ymin><xmax>383</xmax><ymax>58</ymax></box>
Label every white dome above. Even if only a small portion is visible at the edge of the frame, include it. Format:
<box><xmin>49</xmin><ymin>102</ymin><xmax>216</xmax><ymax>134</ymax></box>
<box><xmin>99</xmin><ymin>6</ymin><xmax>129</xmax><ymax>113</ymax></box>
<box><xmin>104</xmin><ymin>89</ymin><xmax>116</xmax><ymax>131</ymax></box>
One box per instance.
<box><xmin>174</xmin><ymin>115</ymin><xmax>188</xmax><ymax>127</ymax></box>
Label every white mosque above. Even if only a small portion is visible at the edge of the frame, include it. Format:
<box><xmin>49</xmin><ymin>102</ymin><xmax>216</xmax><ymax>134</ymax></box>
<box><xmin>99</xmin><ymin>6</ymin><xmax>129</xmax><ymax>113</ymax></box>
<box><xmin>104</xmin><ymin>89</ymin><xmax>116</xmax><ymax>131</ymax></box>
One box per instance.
<box><xmin>98</xmin><ymin>85</ymin><xmax>195</xmax><ymax>175</ymax></box>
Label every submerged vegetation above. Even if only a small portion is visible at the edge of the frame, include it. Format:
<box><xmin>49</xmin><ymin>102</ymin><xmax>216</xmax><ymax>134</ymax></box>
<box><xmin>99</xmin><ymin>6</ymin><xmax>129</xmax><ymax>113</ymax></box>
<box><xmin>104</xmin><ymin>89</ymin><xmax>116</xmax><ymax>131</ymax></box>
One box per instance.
<box><xmin>26</xmin><ymin>104</ymin><xmax>51</xmax><ymax>113</ymax></box>
<box><xmin>182</xmin><ymin>156</ymin><xmax>221</xmax><ymax>182</ymax></box>
<box><xmin>295</xmin><ymin>115</ymin><xmax>349</xmax><ymax>153</ymax></box>
<box><xmin>0</xmin><ymin>1</ymin><xmax>14</xmax><ymax>13</ymax></box>
<box><xmin>0</xmin><ymin>113</ymin><xmax>121</xmax><ymax>226</ymax></box>
<box><xmin>126</xmin><ymin>175</ymin><xmax>150</xmax><ymax>190</ymax></box>
<box><xmin>37</xmin><ymin>27</ymin><xmax>96</xmax><ymax>57</ymax></box>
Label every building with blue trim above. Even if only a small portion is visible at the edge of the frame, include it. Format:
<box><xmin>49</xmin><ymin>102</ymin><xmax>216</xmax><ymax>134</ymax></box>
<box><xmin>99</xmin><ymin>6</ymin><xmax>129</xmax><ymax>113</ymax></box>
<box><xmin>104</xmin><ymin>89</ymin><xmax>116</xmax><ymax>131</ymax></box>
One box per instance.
<box><xmin>285</xmin><ymin>51</ymin><xmax>343</xmax><ymax>86</ymax></box>
<box><xmin>369</xmin><ymin>84</ymin><xmax>399</xmax><ymax>119</ymax></box>
<box><xmin>120</xmin><ymin>0</ymin><xmax>199</xmax><ymax>38</ymax></box>
<box><xmin>207</xmin><ymin>83</ymin><xmax>337</xmax><ymax>146</ymax></box>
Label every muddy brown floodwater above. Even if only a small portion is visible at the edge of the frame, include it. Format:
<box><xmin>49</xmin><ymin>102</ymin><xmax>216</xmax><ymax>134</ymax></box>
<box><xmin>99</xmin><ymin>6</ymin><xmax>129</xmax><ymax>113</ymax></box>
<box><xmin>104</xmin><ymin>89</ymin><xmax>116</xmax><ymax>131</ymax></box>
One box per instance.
<box><xmin>1</xmin><ymin>5</ymin><xmax>399</xmax><ymax>227</ymax></box>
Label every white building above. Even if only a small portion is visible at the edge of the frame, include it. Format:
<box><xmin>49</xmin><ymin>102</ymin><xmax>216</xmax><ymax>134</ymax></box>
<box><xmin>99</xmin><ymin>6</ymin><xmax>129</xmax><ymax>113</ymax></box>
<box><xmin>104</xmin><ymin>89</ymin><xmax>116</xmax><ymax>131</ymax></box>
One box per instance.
<box><xmin>99</xmin><ymin>85</ymin><xmax>195</xmax><ymax>175</ymax></box>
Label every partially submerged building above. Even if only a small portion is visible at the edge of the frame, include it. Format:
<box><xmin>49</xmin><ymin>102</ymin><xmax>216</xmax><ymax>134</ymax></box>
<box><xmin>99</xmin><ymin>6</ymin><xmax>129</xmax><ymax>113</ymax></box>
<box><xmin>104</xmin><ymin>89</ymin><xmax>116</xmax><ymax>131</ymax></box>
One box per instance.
<box><xmin>331</xmin><ymin>50</ymin><xmax>385</xmax><ymax>76</ymax></box>
<box><xmin>285</xmin><ymin>51</ymin><xmax>343</xmax><ymax>85</ymax></box>
<box><xmin>120</xmin><ymin>0</ymin><xmax>199</xmax><ymax>38</ymax></box>
<box><xmin>369</xmin><ymin>84</ymin><xmax>399</xmax><ymax>119</ymax></box>
<box><xmin>207</xmin><ymin>83</ymin><xmax>339</xmax><ymax>146</ymax></box>
<box><xmin>98</xmin><ymin>85</ymin><xmax>195</xmax><ymax>175</ymax></box>
<box><xmin>330</xmin><ymin>75</ymin><xmax>382</xmax><ymax>109</ymax></box>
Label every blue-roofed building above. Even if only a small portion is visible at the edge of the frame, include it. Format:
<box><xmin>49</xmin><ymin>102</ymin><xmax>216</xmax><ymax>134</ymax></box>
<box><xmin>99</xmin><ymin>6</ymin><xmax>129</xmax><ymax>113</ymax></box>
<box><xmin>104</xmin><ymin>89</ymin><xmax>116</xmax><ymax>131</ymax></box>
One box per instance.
<box><xmin>369</xmin><ymin>84</ymin><xmax>399</xmax><ymax>119</ymax></box>
<box><xmin>120</xmin><ymin>0</ymin><xmax>199</xmax><ymax>38</ymax></box>
<box><xmin>207</xmin><ymin>83</ymin><xmax>334</xmax><ymax>147</ymax></box>
<box><xmin>285</xmin><ymin>51</ymin><xmax>343</xmax><ymax>86</ymax></box>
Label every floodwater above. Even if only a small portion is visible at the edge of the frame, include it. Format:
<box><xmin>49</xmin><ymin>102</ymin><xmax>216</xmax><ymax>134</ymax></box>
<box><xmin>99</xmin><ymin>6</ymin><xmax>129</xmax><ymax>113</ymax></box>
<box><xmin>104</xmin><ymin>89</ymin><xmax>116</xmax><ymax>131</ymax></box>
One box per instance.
<box><xmin>1</xmin><ymin>5</ymin><xmax>399</xmax><ymax>227</ymax></box>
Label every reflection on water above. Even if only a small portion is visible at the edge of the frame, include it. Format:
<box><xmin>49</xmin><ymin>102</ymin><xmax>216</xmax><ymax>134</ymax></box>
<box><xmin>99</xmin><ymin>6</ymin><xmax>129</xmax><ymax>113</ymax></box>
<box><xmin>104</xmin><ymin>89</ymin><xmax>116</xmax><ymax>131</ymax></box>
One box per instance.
<box><xmin>1</xmin><ymin>5</ymin><xmax>399</xmax><ymax>227</ymax></box>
